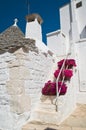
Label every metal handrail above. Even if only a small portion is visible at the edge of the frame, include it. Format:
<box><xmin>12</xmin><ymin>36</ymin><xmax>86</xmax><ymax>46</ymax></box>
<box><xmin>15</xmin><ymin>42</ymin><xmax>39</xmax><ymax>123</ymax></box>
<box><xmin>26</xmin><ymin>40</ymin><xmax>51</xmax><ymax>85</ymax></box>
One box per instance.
<box><xmin>58</xmin><ymin>64</ymin><xmax>69</xmax><ymax>97</ymax></box>
<box><xmin>55</xmin><ymin>53</ymin><xmax>70</xmax><ymax>111</ymax></box>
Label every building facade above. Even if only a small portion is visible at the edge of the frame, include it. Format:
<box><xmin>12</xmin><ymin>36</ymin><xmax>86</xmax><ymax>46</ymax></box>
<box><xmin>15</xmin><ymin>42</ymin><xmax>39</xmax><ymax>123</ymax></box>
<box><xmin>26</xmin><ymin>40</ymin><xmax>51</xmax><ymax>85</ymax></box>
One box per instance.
<box><xmin>47</xmin><ymin>0</ymin><xmax>86</xmax><ymax>103</ymax></box>
<box><xmin>0</xmin><ymin>1</ymin><xmax>86</xmax><ymax>129</ymax></box>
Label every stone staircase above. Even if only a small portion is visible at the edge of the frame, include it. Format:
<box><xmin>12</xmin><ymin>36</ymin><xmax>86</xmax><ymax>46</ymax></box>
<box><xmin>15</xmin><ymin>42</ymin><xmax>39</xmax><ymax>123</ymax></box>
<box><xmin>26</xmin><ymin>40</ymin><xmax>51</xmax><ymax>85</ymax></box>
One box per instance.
<box><xmin>22</xmin><ymin>104</ymin><xmax>86</xmax><ymax>130</ymax></box>
<box><xmin>23</xmin><ymin>74</ymin><xmax>76</xmax><ymax>126</ymax></box>
<box><xmin>22</xmin><ymin>58</ymin><xmax>79</xmax><ymax>129</ymax></box>
<box><xmin>28</xmin><ymin>95</ymin><xmax>60</xmax><ymax>124</ymax></box>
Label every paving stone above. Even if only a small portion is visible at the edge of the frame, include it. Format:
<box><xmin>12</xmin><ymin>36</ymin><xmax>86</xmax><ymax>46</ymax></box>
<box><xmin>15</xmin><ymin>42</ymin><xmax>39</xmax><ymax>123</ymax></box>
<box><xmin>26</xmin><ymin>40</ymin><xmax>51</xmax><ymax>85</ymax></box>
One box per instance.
<box><xmin>61</xmin><ymin>104</ymin><xmax>86</xmax><ymax>128</ymax></box>
<box><xmin>22</xmin><ymin>104</ymin><xmax>86</xmax><ymax>130</ymax></box>
<box><xmin>22</xmin><ymin>122</ymin><xmax>73</xmax><ymax>130</ymax></box>
<box><xmin>72</xmin><ymin>127</ymin><xmax>86</xmax><ymax>130</ymax></box>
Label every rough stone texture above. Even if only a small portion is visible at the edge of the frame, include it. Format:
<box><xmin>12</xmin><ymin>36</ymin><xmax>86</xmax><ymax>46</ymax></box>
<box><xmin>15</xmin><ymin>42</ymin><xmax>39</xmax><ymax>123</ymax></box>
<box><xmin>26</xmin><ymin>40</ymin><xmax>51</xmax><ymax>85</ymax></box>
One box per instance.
<box><xmin>26</xmin><ymin>68</ymin><xmax>76</xmax><ymax>125</ymax></box>
<box><xmin>24</xmin><ymin>50</ymin><xmax>56</xmax><ymax>104</ymax></box>
<box><xmin>22</xmin><ymin>104</ymin><xmax>86</xmax><ymax>130</ymax></box>
<box><xmin>23</xmin><ymin>125</ymin><xmax>72</xmax><ymax>130</ymax></box>
<box><xmin>0</xmin><ymin>24</ymin><xmax>83</xmax><ymax>130</ymax></box>
<box><xmin>0</xmin><ymin>30</ymin><xmax>56</xmax><ymax>130</ymax></box>
<box><xmin>61</xmin><ymin>104</ymin><xmax>86</xmax><ymax>128</ymax></box>
<box><xmin>0</xmin><ymin>53</ymin><xmax>16</xmax><ymax>130</ymax></box>
<box><xmin>0</xmin><ymin>25</ymin><xmax>38</xmax><ymax>54</ymax></box>
<box><xmin>10</xmin><ymin>94</ymin><xmax>31</xmax><ymax>114</ymax></box>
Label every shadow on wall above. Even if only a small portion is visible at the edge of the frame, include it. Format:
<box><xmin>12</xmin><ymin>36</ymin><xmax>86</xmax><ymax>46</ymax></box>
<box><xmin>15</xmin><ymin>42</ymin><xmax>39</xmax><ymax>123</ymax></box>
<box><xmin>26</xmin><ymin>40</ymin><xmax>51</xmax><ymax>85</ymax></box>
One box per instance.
<box><xmin>80</xmin><ymin>26</ymin><xmax>86</xmax><ymax>39</ymax></box>
<box><xmin>44</xmin><ymin>127</ymin><xmax>57</xmax><ymax>130</ymax></box>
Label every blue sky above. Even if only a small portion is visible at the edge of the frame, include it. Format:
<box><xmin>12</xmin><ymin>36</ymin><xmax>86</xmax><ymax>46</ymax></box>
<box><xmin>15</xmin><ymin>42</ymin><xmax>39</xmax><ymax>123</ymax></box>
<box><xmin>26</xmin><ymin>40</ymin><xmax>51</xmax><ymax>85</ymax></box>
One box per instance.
<box><xmin>0</xmin><ymin>0</ymin><xmax>70</xmax><ymax>44</ymax></box>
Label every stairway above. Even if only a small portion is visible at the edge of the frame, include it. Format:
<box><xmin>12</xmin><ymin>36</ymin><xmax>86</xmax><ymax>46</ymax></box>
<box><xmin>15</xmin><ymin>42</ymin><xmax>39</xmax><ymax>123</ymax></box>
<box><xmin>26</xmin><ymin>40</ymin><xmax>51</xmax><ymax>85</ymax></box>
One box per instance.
<box><xmin>27</xmin><ymin>80</ymin><xmax>76</xmax><ymax>125</ymax></box>
<box><xmin>28</xmin><ymin>95</ymin><xmax>60</xmax><ymax>124</ymax></box>
<box><xmin>22</xmin><ymin>104</ymin><xmax>86</xmax><ymax>130</ymax></box>
<box><xmin>22</xmin><ymin>58</ymin><xmax>78</xmax><ymax>129</ymax></box>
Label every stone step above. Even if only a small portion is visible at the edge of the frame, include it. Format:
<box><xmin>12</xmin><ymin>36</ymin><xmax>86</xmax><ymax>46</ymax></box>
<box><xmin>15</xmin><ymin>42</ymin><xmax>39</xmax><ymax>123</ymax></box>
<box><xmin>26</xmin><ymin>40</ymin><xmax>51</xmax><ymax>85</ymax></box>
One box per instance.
<box><xmin>61</xmin><ymin>104</ymin><xmax>86</xmax><ymax>128</ymax></box>
<box><xmin>72</xmin><ymin>127</ymin><xmax>86</xmax><ymax>130</ymax></box>
<box><xmin>29</xmin><ymin>110</ymin><xmax>60</xmax><ymax>125</ymax></box>
<box><xmin>28</xmin><ymin>95</ymin><xmax>61</xmax><ymax>125</ymax></box>
<box><xmin>22</xmin><ymin>122</ymin><xmax>86</xmax><ymax>130</ymax></box>
<box><xmin>28</xmin><ymin>93</ymin><xmax>76</xmax><ymax>125</ymax></box>
<box><xmin>22</xmin><ymin>104</ymin><xmax>86</xmax><ymax>130</ymax></box>
<box><xmin>22</xmin><ymin>122</ymin><xmax>64</xmax><ymax>130</ymax></box>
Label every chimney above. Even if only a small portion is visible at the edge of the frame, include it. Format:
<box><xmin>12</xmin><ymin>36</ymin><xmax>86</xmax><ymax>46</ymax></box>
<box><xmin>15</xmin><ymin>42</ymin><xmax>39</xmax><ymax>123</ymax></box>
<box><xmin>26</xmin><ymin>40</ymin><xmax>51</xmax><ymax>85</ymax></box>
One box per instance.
<box><xmin>25</xmin><ymin>13</ymin><xmax>43</xmax><ymax>41</ymax></box>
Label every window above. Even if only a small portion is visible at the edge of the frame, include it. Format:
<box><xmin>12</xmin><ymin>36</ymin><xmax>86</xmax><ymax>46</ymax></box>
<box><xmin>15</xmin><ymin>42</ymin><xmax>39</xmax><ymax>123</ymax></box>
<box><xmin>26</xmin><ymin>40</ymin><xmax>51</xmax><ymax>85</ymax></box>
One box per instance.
<box><xmin>76</xmin><ymin>1</ymin><xmax>82</xmax><ymax>8</ymax></box>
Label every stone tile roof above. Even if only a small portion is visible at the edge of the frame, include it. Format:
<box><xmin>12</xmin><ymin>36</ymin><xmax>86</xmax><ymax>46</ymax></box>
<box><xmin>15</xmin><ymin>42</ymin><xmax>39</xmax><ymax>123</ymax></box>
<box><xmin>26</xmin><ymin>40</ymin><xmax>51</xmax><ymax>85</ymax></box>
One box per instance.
<box><xmin>0</xmin><ymin>25</ymin><xmax>38</xmax><ymax>54</ymax></box>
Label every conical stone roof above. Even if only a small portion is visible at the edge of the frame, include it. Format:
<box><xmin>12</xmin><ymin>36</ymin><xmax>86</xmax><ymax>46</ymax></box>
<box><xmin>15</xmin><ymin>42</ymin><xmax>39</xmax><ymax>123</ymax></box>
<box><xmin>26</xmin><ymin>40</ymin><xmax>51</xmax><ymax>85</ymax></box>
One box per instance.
<box><xmin>0</xmin><ymin>25</ymin><xmax>37</xmax><ymax>54</ymax></box>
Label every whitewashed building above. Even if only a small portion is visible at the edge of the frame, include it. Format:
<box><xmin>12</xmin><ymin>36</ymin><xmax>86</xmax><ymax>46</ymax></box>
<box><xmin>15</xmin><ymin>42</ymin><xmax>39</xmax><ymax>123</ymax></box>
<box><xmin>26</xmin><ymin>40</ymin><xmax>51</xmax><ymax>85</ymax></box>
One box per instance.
<box><xmin>0</xmin><ymin>0</ymin><xmax>86</xmax><ymax>130</ymax></box>
<box><xmin>47</xmin><ymin>0</ymin><xmax>86</xmax><ymax>104</ymax></box>
<box><xmin>0</xmin><ymin>15</ymin><xmax>57</xmax><ymax>130</ymax></box>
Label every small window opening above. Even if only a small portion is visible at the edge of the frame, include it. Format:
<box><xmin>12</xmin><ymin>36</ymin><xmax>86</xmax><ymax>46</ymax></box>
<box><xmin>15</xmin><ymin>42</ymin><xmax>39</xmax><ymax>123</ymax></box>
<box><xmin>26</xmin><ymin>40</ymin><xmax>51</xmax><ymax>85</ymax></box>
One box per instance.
<box><xmin>76</xmin><ymin>1</ymin><xmax>82</xmax><ymax>8</ymax></box>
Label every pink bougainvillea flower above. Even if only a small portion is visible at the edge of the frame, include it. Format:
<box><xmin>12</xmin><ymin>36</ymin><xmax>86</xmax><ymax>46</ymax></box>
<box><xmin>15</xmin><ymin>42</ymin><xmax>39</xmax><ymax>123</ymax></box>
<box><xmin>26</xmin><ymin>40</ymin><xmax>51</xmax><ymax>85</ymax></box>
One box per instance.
<box><xmin>57</xmin><ymin>59</ymin><xmax>65</xmax><ymax>69</ymax></box>
<box><xmin>54</xmin><ymin>69</ymin><xmax>73</xmax><ymax>81</ymax></box>
<box><xmin>54</xmin><ymin>69</ymin><xmax>63</xmax><ymax>80</ymax></box>
<box><xmin>42</xmin><ymin>58</ymin><xmax>76</xmax><ymax>96</ymax></box>
<box><xmin>57</xmin><ymin>59</ymin><xmax>76</xmax><ymax>69</ymax></box>
<box><xmin>54</xmin><ymin>69</ymin><xmax>60</xmax><ymax>78</ymax></box>
<box><xmin>42</xmin><ymin>80</ymin><xmax>56</xmax><ymax>95</ymax></box>
<box><xmin>42</xmin><ymin>80</ymin><xmax>67</xmax><ymax>96</ymax></box>
<box><xmin>63</xmin><ymin>69</ymin><xmax>73</xmax><ymax>78</ymax></box>
<box><xmin>67</xmin><ymin>59</ymin><xmax>76</xmax><ymax>68</ymax></box>
<box><xmin>57</xmin><ymin>81</ymin><xmax>67</xmax><ymax>95</ymax></box>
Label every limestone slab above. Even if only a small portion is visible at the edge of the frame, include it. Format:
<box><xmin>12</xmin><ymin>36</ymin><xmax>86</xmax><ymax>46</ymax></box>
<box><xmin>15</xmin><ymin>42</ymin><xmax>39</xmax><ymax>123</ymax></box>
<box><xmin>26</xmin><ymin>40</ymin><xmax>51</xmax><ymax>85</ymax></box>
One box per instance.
<box><xmin>10</xmin><ymin>94</ymin><xmax>31</xmax><ymax>114</ymax></box>
<box><xmin>72</xmin><ymin>127</ymin><xmax>86</xmax><ymax>130</ymax></box>
<box><xmin>6</xmin><ymin>80</ymin><xmax>25</xmax><ymax>95</ymax></box>
<box><xmin>22</xmin><ymin>123</ymin><xmax>72</xmax><ymax>130</ymax></box>
<box><xmin>9</xmin><ymin>66</ymin><xmax>30</xmax><ymax>80</ymax></box>
<box><xmin>61</xmin><ymin>104</ymin><xmax>86</xmax><ymax>128</ymax></box>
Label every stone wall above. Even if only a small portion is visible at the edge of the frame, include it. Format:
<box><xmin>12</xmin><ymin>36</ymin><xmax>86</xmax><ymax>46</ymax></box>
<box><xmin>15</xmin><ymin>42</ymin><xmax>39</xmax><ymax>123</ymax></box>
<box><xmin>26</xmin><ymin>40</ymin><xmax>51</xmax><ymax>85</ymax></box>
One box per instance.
<box><xmin>0</xmin><ymin>40</ymin><xmax>56</xmax><ymax>130</ymax></box>
<box><xmin>0</xmin><ymin>52</ymin><xmax>16</xmax><ymax>130</ymax></box>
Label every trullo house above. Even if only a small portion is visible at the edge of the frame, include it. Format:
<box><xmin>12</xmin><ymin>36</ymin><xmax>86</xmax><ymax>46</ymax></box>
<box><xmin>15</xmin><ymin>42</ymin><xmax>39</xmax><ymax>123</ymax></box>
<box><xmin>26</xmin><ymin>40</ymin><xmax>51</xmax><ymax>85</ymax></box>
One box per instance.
<box><xmin>0</xmin><ymin>0</ymin><xmax>86</xmax><ymax>130</ymax></box>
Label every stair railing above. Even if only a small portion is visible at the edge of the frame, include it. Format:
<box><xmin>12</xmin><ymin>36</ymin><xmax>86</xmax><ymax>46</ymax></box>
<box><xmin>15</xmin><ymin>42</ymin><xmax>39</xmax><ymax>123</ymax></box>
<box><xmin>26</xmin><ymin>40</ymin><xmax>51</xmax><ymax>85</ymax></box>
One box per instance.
<box><xmin>55</xmin><ymin>53</ymin><xmax>70</xmax><ymax>111</ymax></box>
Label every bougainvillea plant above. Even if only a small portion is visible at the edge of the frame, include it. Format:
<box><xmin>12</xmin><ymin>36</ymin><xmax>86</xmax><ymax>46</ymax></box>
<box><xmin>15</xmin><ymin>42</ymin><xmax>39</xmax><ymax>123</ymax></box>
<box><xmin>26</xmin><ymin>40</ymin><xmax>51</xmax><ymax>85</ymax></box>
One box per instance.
<box><xmin>58</xmin><ymin>81</ymin><xmax>67</xmax><ymax>95</ymax></box>
<box><xmin>42</xmin><ymin>80</ymin><xmax>67</xmax><ymax>96</ymax></box>
<box><xmin>58</xmin><ymin>59</ymin><xmax>76</xmax><ymax>69</ymax></box>
<box><xmin>42</xmin><ymin>80</ymin><xmax>56</xmax><ymax>95</ymax></box>
<box><xmin>63</xmin><ymin>69</ymin><xmax>73</xmax><ymax>81</ymax></box>
<box><xmin>54</xmin><ymin>69</ymin><xmax>62</xmax><ymax>80</ymax></box>
<box><xmin>42</xmin><ymin>58</ymin><xmax>76</xmax><ymax>96</ymax></box>
<box><xmin>54</xmin><ymin>69</ymin><xmax>73</xmax><ymax>81</ymax></box>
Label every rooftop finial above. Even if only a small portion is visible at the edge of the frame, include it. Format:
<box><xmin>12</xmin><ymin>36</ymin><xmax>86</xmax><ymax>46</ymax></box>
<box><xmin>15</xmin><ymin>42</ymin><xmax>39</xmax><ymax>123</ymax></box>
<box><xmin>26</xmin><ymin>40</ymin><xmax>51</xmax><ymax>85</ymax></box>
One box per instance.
<box><xmin>13</xmin><ymin>18</ymin><xmax>18</xmax><ymax>26</ymax></box>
